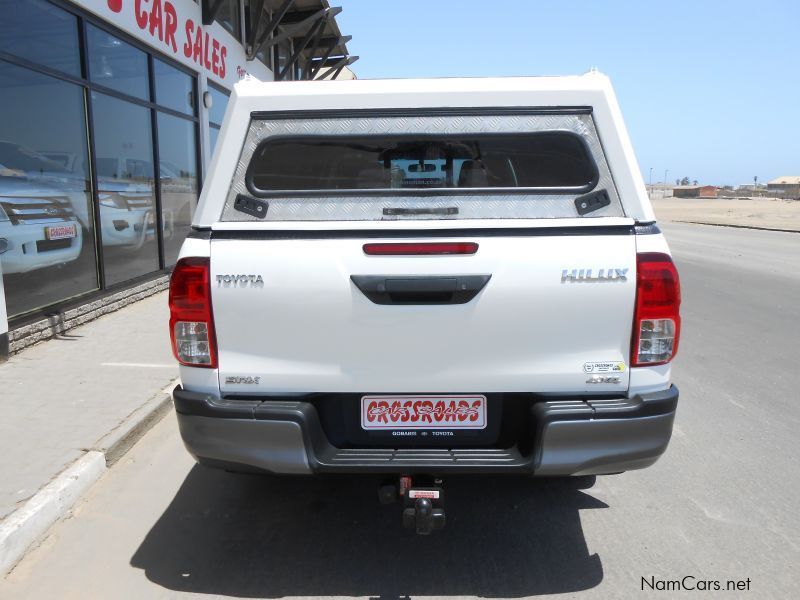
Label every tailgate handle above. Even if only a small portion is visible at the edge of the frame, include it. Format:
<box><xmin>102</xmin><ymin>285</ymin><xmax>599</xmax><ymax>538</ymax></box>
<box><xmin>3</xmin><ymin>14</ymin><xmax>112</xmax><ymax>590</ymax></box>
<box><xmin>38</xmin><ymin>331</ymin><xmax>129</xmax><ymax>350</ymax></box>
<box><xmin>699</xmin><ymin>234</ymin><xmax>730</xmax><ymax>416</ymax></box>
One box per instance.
<box><xmin>350</xmin><ymin>275</ymin><xmax>491</xmax><ymax>305</ymax></box>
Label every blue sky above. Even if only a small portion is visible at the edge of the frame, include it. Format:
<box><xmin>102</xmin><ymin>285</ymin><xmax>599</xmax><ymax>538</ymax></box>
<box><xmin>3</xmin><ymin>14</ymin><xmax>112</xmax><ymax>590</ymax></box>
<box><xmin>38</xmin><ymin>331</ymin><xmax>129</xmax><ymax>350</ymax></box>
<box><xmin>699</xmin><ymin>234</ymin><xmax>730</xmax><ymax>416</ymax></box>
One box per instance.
<box><xmin>336</xmin><ymin>0</ymin><xmax>799</xmax><ymax>186</ymax></box>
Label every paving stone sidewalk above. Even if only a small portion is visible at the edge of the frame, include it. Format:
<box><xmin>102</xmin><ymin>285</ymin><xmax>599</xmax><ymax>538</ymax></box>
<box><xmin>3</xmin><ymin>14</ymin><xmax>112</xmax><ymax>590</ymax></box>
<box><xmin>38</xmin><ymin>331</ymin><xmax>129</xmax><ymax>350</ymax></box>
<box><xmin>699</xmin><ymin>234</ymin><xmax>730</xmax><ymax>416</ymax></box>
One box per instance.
<box><xmin>0</xmin><ymin>292</ymin><xmax>177</xmax><ymax>521</ymax></box>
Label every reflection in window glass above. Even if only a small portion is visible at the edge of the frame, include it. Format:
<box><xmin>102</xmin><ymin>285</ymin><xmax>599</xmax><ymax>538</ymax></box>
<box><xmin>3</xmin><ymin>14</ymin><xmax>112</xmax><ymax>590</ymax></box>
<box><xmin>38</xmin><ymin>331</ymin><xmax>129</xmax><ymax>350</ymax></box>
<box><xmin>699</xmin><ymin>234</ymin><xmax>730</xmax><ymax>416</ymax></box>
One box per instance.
<box><xmin>249</xmin><ymin>133</ymin><xmax>598</xmax><ymax>191</ymax></box>
<box><xmin>214</xmin><ymin>0</ymin><xmax>241</xmax><ymax>40</ymax></box>
<box><xmin>91</xmin><ymin>92</ymin><xmax>159</xmax><ymax>286</ymax></box>
<box><xmin>0</xmin><ymin>61</ymin><xmax>97</xmax><ymax>317</ymax></box>
<box><xmin>157</xmin><ymin>113</ymin><xmax>198</xmax><ymax>265</ymax></box>
<box><xmin>207</xmin><ymin>86</ymin><xmax>230</xmax><ymax>126</ymax></box>
<box><xmin>209</xmin><ymin>127</ymin><xmax>220</xmax><ymax>159</ymax></box>
<box><xmin>154</xmin><ymin>59</ymin><xmax>195</xmax><ymax>116</ymax></box>
<box><xmin>87</xmin><ymin>25</ymin><xmax>149</xmax><ymax>100</ymax></box>
<box><xmin>0</xmin><ymin>0</ymin><xmax>81</xmax><ymax>76</ymax></box>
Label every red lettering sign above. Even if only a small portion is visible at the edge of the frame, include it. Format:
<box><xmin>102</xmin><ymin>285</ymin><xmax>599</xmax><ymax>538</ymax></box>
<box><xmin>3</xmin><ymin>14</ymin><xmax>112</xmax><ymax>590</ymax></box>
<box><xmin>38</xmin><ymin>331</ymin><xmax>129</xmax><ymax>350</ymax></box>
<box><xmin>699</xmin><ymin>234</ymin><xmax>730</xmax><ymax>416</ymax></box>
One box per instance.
<box><xmin>148</xmin><ymin>0</ymin><xmax>163</xmax><ymax>41</ymax></box>
<box><xmin>164</xmin><ymin>3</ymin><xmax>177</xmax><ymax>52</ymax></box>
<box><xmin>183</xmin><ymin>18</ymin><xmax>194</xmax><ymax>58</ymax></box>
<box><xmin>110</xmin><ymin>0</ymin><xmax>232</xmax><ymax>81</ymax></box>
<box><xmin>365</xmin><ymin>398</ymin><xmax>483</xmax><ymax>426</ymax></box>
<box><xmin>134</xmin><ymin>0</ymin><xmax>148</xmax><ymax>29</ymax></box>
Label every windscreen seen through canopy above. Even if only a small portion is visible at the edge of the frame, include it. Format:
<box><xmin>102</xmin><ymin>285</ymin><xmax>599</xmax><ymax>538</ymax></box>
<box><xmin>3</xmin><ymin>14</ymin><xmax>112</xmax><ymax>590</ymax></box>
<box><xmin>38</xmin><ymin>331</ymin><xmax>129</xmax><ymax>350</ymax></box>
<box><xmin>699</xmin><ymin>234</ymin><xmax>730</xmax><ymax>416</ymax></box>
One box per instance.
<box><xmin>248</xmin><ymin>133</ymin><xmax>597</xmax><ymax>192</ymax></box>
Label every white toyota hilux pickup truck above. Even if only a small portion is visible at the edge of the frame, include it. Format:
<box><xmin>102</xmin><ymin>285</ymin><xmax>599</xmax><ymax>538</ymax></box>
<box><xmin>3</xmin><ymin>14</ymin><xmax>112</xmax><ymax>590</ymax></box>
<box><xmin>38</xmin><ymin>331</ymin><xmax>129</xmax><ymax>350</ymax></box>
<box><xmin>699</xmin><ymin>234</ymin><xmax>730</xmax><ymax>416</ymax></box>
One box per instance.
<box><xmin>170</xmin><ymin>73</ymin><xmax>681</xmax><ymax>533</ymax></box>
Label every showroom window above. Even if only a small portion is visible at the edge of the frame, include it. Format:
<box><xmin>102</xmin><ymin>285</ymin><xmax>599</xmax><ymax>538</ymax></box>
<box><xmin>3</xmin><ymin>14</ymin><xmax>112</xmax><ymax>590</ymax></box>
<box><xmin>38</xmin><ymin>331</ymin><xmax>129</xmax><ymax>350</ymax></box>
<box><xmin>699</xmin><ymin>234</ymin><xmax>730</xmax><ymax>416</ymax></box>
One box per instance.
<box><xmin>0</xmin><ymin>0</ymin><xmax>81</xmax><ymax>76</ymax></box>
<box><xmin>157</xmin><ymin>112</ymin><xmax>199</xmax><ymax>265</ymax></box>
<box><xmin>0</xmin><ymin>0</ymin><xmax>204</xmax><ymax>319</ymax></box>
<box><xmin>208</xmin><ymin>83</ymin><xmax>230</xmax><ymax>157</ymax></box>
<box><xmin>91</xmin><ymin>91</ymin><xmax>160</xmax><ymax>287</ymax></box>
<box><xmin>0</xmin><ymin>61</ymin><xmax>98</xmax><ymax>317</ymax></box>
<box><xmin>86</xmin><ymin>24</ymin><xmax>150</xmax><ymax>100</ymax></box>
<box><xmin>154</xmin><ymin>59</ymin><xmax>197</xmax><ymax>117</ymax></box>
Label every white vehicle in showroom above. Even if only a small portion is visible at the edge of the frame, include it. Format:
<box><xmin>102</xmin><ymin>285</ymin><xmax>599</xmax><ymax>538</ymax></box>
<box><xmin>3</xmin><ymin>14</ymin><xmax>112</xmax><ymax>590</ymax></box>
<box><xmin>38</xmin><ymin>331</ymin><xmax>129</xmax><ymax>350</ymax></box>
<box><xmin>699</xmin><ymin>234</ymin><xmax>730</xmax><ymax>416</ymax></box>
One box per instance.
<box><xmin>169</xmin><ymin>73</ymin><xmax>681</xmax><ymax>533</ymax></box>
<box><xmin>0</xmin><ymin>166</ymin><xmax>82</xmax><ymax>274</ymax></box>
<box><xmin>0</xmin><ymin>143</ymin><xmax>170</xmax><ymax>250</ymax></box>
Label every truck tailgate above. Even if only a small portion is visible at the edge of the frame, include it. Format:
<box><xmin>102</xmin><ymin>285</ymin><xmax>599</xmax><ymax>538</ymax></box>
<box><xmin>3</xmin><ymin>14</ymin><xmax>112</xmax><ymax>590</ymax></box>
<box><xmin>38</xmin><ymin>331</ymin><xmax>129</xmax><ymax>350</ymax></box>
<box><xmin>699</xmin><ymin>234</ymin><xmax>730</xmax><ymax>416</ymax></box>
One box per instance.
<box><xmin>211</xmin><ymin>232</ymin><xmax>636</xmax><ymax>394</ymax></box>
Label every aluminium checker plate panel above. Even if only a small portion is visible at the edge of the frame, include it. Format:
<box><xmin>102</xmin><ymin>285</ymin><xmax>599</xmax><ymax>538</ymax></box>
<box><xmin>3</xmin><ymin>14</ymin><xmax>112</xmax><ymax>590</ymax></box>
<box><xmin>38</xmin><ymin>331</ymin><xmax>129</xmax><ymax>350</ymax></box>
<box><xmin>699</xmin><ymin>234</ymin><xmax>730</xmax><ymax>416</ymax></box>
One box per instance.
<box><xmin>219</xmin><ymin>112</ymin><xmax>624</xmax><ymax>222</ymax></box>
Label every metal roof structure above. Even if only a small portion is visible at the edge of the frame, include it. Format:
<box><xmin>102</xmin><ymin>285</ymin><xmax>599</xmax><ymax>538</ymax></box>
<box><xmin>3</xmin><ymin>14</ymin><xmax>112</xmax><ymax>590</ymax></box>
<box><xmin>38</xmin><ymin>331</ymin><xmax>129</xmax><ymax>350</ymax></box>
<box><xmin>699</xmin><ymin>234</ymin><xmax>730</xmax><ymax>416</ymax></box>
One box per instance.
<box><xmin>201</xmin><ymin>0</ymin><xmax>356</xmax><ymax>81</ymax></box>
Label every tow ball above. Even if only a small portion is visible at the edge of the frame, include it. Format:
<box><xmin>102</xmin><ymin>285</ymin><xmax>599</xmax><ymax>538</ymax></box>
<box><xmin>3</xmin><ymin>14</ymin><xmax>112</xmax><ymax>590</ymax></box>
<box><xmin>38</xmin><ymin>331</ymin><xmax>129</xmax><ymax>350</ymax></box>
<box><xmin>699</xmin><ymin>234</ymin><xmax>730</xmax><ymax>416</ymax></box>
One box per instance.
<box><xmin>379</xmin><ymin>476</ymin><xmax>446</xmax><ymax>534</ymax></box>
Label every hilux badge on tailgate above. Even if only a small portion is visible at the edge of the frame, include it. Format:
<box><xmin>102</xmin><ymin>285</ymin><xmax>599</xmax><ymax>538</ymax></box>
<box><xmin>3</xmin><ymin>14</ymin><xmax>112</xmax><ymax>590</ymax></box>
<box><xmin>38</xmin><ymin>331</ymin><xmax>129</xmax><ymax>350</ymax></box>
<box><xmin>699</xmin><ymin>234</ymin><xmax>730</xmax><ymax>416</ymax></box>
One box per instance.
<box><xmin>561</xmin><ymin>268</ymin><xmax>628</xmax><ymax>283</ymax></box>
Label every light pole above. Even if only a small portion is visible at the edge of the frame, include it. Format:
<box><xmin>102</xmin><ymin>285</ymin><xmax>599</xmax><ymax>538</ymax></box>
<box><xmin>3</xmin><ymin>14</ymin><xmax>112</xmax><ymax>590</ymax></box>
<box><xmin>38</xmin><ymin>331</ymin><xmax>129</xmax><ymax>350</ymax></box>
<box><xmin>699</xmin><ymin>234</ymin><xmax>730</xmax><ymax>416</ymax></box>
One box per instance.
<box><xmin>664</xmin><ymin>169</ymin><xmax>670</xmax><ymax>198</ymax></box>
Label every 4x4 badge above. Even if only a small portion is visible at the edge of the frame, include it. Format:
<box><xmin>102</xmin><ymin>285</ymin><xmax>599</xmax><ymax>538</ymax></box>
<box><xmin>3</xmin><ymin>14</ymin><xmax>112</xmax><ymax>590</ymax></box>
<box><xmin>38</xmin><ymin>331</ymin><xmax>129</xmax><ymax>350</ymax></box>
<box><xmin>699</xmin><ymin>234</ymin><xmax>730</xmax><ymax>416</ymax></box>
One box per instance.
<box><xmin>225</xmin><ymin>376</ymin><xmax>261</xmax><ymax>384</ymax></box>
<box><xmin>586</xmin><ymin>375</ymin><xmax>622</xmax><ymax>384</ymax></box>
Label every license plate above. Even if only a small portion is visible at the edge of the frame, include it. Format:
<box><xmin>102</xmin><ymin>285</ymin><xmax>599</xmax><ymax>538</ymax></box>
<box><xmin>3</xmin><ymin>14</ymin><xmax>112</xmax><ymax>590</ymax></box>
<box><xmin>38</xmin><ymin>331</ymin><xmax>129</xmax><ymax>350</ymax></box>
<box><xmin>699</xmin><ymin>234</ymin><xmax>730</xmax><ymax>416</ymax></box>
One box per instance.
<box><xmin>361</xmin><ymin>395</ymin><xmax>487</xmax><ymax>430</ymax></box>
<box><xmin>45</xmin><ymin>224</ymin><xmax>77</xmax><ymax>240</ymax></box>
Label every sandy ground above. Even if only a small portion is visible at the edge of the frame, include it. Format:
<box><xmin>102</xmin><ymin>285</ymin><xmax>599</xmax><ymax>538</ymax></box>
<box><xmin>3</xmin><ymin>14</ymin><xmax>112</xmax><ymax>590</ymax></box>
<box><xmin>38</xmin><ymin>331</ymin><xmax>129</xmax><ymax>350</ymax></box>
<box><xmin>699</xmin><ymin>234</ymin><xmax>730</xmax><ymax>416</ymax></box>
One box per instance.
<box><xmin>652</xmin><ymin>196</ymin><xmax>800</xmax><ymax>232</ymax></box>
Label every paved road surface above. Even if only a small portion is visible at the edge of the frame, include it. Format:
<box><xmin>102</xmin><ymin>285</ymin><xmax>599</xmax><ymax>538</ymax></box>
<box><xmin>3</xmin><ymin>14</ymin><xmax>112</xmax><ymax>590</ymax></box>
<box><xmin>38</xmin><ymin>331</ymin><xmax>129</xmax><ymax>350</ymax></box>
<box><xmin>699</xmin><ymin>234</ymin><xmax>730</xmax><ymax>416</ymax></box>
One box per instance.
<box><xmin>2</xmin><ymin>222</ymin><xmax>798</xmax><ymax>599</ymax></box>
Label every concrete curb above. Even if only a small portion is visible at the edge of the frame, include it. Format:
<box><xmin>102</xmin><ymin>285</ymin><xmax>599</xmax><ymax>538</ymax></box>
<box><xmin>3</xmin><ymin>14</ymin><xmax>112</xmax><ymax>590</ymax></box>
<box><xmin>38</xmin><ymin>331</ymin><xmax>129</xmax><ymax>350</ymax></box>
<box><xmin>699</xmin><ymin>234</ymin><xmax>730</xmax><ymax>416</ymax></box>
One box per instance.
<box><xmin>0</xmin><ymin>379</ymin><xmax>177</xmax><ymax>576</ymax></box>
<box><xmin>0</xmin><ymin>452</ymin><xmax>105</xmax><ymax>576</ymax></box>
<box><xmin>95</xmin><ymin>382</ymin><xmax>176</xmax><ymax>467</ymax></box>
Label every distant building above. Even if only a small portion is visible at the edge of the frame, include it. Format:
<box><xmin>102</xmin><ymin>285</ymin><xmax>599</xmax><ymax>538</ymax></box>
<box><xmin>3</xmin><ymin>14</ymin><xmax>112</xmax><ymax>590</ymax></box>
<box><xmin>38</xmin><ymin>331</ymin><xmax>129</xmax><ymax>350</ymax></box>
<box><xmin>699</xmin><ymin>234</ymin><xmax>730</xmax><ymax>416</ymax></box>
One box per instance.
<box><xmin>767</xmin><ymin>176</ymin><xmax>800</xmax><ymax>199</ymax></box>
<box><xmin>673</xmin><ymin>185</ymin><xmax>718</xmax><ymax>198</ymax></box>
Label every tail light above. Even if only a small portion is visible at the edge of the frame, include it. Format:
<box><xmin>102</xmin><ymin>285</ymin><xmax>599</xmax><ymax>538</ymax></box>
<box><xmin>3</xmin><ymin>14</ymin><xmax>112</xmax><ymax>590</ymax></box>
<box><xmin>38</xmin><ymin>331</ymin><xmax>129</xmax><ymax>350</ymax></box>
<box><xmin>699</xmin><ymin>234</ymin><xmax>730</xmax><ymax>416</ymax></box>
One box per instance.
<box><xmin>631</xmin><ymin>253</ymin><xmax>681</xmax><ymax>366</ymax></box>
<box><xmin>169</xmin><ymin>257</ymin><xmax>217</xmax><ymax>368</ymax></box>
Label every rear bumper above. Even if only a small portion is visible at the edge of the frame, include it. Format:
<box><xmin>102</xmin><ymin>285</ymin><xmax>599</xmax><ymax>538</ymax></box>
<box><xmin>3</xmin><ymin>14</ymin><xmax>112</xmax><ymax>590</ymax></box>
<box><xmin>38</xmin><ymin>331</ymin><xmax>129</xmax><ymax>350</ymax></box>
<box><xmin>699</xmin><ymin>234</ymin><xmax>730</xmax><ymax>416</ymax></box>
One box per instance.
<box><xmin>173</xmin><ymin>386</ymin><xmax>678</xmax><ymax>476</ymax></box>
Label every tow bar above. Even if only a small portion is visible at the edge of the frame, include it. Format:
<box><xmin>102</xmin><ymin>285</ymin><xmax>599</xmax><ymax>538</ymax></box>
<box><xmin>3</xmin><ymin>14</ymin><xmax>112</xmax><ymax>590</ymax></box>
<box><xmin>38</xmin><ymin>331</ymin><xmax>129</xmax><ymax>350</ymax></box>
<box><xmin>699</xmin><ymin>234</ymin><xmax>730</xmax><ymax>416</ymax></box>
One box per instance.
<box><xmin>379</xmin><ymin>476</ymin><xmax>446</xmax><ymax>534</ymax></box>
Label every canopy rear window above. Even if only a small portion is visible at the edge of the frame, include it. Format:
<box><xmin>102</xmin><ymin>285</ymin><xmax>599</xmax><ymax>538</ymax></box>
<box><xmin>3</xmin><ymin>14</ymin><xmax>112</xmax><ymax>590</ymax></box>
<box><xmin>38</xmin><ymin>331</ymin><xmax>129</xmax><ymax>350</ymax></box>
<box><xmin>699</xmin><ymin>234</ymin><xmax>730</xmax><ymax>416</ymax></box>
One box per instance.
<box><xmin>220</xmin><ymin>111</ymin><xmax>624</xmax><ymax>222</ymax></box>
<box><xmin>246</xmin><ymin>133</ymin><xmax>598</xmax><ymax>194</ymax></box>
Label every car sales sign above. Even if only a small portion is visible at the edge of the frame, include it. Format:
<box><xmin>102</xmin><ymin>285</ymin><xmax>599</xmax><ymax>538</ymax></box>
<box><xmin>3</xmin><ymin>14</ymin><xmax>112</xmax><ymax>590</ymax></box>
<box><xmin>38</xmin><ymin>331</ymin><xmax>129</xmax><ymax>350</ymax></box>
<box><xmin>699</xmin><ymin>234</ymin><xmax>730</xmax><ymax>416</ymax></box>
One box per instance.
<box><xmin>75</xmin><ymin>1</ymin><xmax>272</xmax><ymax>87</ymax></box>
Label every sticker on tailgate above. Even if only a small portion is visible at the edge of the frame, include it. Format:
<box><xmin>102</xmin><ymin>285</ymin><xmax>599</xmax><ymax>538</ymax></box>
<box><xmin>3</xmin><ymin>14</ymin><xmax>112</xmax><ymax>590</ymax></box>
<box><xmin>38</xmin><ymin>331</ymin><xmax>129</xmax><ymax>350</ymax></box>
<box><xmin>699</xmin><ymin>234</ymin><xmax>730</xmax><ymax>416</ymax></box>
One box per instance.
<box><xmin>583</xmin><ymin>361</ymin><xmax>626</xmax><ymax>373</ymax></box>
<box><xmin>361</xmin><ymin>395</ymin><xmax>487</xmax><ymax>430</ymax></box>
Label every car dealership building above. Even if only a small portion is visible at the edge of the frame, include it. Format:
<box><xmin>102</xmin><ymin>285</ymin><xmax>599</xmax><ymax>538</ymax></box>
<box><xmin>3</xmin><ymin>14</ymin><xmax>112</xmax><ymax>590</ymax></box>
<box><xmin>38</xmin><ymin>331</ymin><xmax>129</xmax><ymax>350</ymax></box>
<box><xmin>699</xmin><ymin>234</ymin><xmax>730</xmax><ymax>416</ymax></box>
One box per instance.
<box><xmin>0</xmin><ymin>0</ymin><xmax>355</xmax><ymax>358</ymax></box>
